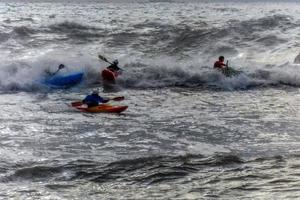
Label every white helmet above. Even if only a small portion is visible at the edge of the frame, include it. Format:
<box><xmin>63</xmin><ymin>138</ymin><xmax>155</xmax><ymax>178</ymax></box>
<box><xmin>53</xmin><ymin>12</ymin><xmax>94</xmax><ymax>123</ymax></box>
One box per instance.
<box><xmin>92</xmin><ymin>89</ymin><xmax>99</xmax><ymax>94</ymax></box>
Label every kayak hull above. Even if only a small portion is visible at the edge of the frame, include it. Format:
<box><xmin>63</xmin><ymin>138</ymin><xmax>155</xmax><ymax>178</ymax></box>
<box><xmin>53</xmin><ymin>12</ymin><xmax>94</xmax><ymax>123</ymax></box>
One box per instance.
<box><xmin>43</xmin><ymin>72</ymin><xmax>83</xmax><ymax>88</ymax></box>
<box><xmin>74</xmin><ymin>103</ymin><xmax>128</xmax><ymax>113</ymax></box>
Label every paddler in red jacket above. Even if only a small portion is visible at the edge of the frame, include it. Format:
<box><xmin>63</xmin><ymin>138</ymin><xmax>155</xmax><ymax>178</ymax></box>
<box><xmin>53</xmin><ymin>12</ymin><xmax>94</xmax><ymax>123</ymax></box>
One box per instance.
<box><xmin>102</xmin><ymin>59</ymin><xmax>121</xmax><ymax>84</ymax></box>
<box><xmin>214</xmin><ymin>56</ymin><xmax>227</xmax><ymax>69</ymax></box>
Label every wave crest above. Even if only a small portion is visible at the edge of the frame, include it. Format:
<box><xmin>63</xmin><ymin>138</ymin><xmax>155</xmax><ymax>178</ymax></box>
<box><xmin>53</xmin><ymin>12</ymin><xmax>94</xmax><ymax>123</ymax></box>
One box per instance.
<box><xmin>2</xmin><ymin>56</ymin><xmax>300</xmax><ymax>92</ymax></box>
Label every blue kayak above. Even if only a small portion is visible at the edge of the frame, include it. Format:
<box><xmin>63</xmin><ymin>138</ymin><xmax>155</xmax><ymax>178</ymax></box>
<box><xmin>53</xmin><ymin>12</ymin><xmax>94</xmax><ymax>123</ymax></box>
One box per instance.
<box><xmin>42</xmin><ymin>71</ymin><xmax>84</xmax><ymax>88</ymax></box>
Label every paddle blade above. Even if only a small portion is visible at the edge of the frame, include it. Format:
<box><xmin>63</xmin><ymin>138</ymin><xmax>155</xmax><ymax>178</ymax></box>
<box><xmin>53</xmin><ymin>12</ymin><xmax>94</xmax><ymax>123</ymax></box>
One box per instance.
<box><xmin>71</xmin><ymin>101</ymin><xmax>83</xmax><ymax>107</ymax></box>
<box><xmin>110</xmin><ymin>96</ymin><xmax>125</xmax><ymax>101</ymax></box>
<box><xmin>98</xmin><ymin>55</ymin><xmax>108</xmax><ymax>62</ymax></box>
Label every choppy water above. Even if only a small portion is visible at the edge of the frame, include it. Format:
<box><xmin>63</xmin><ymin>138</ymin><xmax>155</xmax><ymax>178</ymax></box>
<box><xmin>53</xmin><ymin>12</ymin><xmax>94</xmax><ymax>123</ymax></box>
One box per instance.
<box><xmin>0</xmin><ymin>0</ymin><xmax>300</xmax><ymax>199</ymax></box>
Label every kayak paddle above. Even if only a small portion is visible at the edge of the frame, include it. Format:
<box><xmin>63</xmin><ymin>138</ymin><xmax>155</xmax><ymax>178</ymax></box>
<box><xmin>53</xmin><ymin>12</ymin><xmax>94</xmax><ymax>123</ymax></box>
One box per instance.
<box><xmin>98</xmin><ymin>55</ymin><xmax>113</xmax><ymax>65</ymax></box>
<box><xmin>225</xmin><ymin>60</ymin><xmax>230</xmax><ymax>72</ymax></box>
<box><xmin>109</xmin><ymin>96</ymin><xmax>125</xmax><ymax>101</ymax></box>
<box><xmin>71</xmin><ymin>101</ymin><xmax>83</xmax><ymax>107</ymax></box>
<box><xmin>51</xmin><ymin>64</ymin><xmax>66</xmax><ymax>76</ymax></box>
<box><xmin>98</xmin><ymin>54</ymin><xmax>124</xmax><ymax>71</ymax></box>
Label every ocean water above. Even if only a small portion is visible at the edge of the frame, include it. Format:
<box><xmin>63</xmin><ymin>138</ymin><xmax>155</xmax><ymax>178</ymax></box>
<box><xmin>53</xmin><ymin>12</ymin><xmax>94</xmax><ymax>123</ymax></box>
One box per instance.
<box><xmin>0</xmin><ymin>0</ymin><xmax>300</xmax><ymax>199</ymax></box>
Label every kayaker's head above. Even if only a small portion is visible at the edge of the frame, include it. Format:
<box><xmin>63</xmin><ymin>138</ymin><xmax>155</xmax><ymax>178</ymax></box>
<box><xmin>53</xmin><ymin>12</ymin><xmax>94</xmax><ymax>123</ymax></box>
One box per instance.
<box><xmin>58</xmin><ymin>64</ymin><xmax>65</xmax><ymax>70</ymax></box>
<box><xmin>92</xmin><ymin>89</ymin><xmax>99</xmax><ymax>95</ymax></box>
<box><xmin>113</xmin><ymin>60</ymin><xmax>119</xmax><ymax>65</ymax></box>
<box><xmin>219</xmin><ymin>56</ymin><xmax>225</xmax><ymax>62</ymax></box>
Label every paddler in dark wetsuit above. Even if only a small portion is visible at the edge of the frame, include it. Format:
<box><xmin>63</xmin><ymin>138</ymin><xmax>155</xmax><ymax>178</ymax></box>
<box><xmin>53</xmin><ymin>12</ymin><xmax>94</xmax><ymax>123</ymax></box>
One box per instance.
<box><xmin>107</xmin><ymin>60</ymin><xmax>121</xmax><ymax>74</ymax></box>
<box><xmin>82</xmin><ymin>90</ymin><xmax>109</xmax><ymax>108</ymax></box>
<box><xmin>214</xmin><ymin>56</ymin><xmax>227</xmax><ymax>70</ymax></box>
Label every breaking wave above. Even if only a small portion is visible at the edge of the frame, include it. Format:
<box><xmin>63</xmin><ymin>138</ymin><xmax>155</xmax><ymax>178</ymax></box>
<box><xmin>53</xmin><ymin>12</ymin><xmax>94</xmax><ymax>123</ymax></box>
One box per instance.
<box><xmin>1</xmin><ymin>56</ymin><xmax>300</xmax><ymax>92</ymax></box>
<box><xmin>0</xmin><ymin>12</ymin><xmax>300</xmax><ymax>92</ymax></box>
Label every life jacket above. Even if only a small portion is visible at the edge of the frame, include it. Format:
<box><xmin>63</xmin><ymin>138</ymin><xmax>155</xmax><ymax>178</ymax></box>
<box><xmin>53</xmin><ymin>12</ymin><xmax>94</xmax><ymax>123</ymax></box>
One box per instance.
<box><xmin>214</xmin><ymin>61</ymin><xmax>225</xmax><ymax>69</ymax></box>
<box><xmin>83</xmin><ymin>94</ymin><xmax>106</xmax><ymax>107</ymax></box>
<box><xmin>102</xmin><ymin>68</ymin><xmax>118</xmax><ymax>82</ymax></box>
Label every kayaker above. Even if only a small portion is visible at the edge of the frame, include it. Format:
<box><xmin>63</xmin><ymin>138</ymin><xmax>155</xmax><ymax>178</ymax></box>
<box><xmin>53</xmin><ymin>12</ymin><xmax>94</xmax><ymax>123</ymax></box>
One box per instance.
<box><xmin>82</xmin><ymin>90</ymin><xmax>109</xmax><ymax>108</ymax></box>
<box><xmin>101</xmin><ymin>59</ymin><xmax>122</xmax><ymax>85</ymax></box>
<box><xmin>107</xmin><ymin>60</ymin><xmax>121</xmax><ymax>73</ymax></box>
<box><xmin>46</xmin><ymin>64</ymin><xmax>65</xmax><ymax>76</ymax></box>
<box><xmin>214</xmin><ymin>56</ymin><xmax>227</xmax><ymax>69</ymax></box>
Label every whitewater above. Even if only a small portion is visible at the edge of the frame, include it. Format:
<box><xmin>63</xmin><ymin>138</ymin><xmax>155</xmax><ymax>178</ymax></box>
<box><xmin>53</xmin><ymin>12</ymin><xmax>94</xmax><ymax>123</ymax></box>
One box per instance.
<box><xmin>0</xmin><ymin>0</ymin><xmax>300</xmax><ymax>199</ymax></box>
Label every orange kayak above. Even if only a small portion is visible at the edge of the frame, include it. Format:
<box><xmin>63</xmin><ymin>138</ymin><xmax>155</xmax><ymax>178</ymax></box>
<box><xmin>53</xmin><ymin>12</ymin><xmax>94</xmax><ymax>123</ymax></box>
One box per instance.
<box><xmin>73</xmin><ymin>103</ymin><xmax>128</xmax><ymax>113</ymax></box>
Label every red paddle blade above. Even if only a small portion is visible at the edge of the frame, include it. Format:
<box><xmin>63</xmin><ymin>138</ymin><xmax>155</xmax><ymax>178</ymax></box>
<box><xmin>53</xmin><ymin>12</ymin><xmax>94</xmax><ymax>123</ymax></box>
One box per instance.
<box><xmin>111</xmin><ymin>96</ymin><xmax>125</xmax><ymax>101</ymax></box>
<box><xmin>71</xmin><ymin>101</ymin><xmax>83</xmax><ymax>107</ymax></box>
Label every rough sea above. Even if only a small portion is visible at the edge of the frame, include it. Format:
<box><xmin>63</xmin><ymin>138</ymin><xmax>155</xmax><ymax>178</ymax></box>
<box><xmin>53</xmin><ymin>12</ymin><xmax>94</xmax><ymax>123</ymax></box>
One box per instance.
<box><xmin>0</xmin><ymin>0</ymin><xmax>300</xmax><ymax>199</ymax></box>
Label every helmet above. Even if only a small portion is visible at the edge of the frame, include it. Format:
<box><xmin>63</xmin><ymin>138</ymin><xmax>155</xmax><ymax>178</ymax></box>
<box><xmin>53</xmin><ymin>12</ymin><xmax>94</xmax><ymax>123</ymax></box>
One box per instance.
<box><xmin>219</xmin><ymin>56</ymin><xmax>224</xmax><ymax>61</ymax></box>
<box><xmin>58</xmin><ymin>64</ymin><xmax>65</xmax><ymax>69</ymax></box>
<box><xmin>113</xmin><ymin>59</ymin><xmax>119</xmax><ymax>65</ymax></box>
<box><xmin>92</xmin><ymin>89</ymin><xmax>99</xmax><ymax>94</ymax></box>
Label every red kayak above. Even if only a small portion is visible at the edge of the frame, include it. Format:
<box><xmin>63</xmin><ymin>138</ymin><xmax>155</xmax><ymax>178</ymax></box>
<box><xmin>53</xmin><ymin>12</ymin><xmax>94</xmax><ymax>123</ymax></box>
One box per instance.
<box><xmin>101</xmin><ymin>69</ymin><xmax>118</xmax><ymax>83</ymax></box>
<box><xmin>71</xmin><ymin>102</ymin><xmax>127</xmax><ymax>114</ymax></box>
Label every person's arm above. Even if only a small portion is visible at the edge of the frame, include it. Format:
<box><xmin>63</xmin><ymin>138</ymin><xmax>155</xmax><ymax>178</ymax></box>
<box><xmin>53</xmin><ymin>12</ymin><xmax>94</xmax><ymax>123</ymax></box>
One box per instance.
<box><xmin>45</xmin><ymin>68</ymin><xmax>54</xmax><ymax>76</ymax></box>
<box><xmin>82</xmin><ymin>96</ymin><xmax>89</xmax><ymax>104</ymax></box>
<box><xmin>115</xmin><ymin>65</ymin><xmax>121</xmax><ymax>71</ymax></box>
<box><xmin>111</xmin><ymin>64</ymin><xmax>120</xmax><ymax>72</ymax></box>
<box><xmin>216</xmin><ymin>61</ymin><xmax>227</xmax><ymax>69</ymax></box>
<box><xmin>214</xmin><ymin>61</ymin><xmax>225</xmax><ymax>69</ymax></box>
<box><xmin>98</xmin><ymin>96</ymin><xmax>109</xmax><ymax>103</ymax></box>
<box><xmin>107</xmin><ymin>64</ymin><xmax>114</xmax><ymax>70</ymax></box>
<box><xmin>103</xmin><ymin>98</ymin><xmax>109</xmax><ymax>103</ymax></box>
<box><xmin>214</xmin><ymin>61</ymin><xmax>218</xmax><ymax>68</ymax></box>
